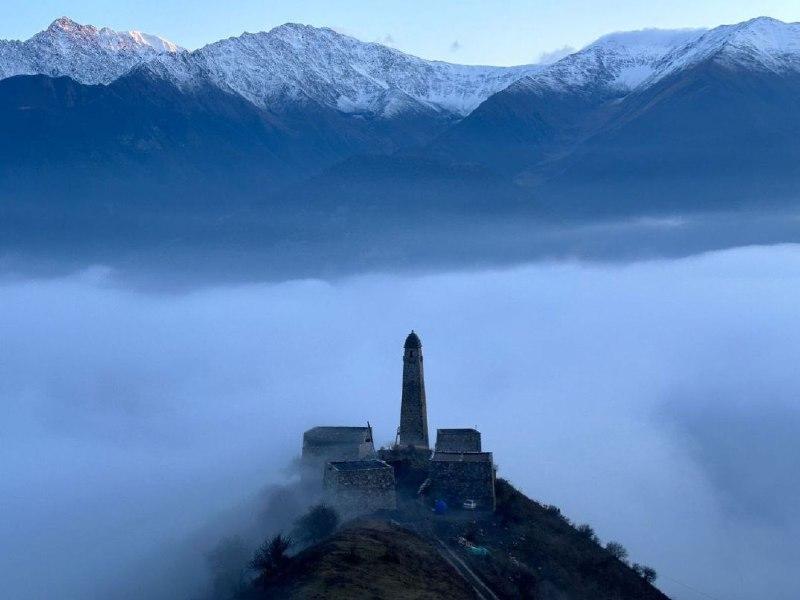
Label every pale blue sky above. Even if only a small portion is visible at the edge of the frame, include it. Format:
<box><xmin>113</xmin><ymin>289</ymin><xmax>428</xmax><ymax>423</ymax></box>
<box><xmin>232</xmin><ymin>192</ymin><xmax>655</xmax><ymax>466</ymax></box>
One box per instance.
<box><xmin>3</xmin><ymin>0</ymin><xmax>800</xmax><ymax>65</ymax></box>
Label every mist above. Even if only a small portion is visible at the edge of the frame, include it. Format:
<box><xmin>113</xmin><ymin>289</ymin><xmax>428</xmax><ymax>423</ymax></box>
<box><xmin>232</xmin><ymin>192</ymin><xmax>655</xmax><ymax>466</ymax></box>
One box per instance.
<box><xmin>2</xmin><ymin>246</ymin><xmax>799</xmax><ymax>600</ymax></box>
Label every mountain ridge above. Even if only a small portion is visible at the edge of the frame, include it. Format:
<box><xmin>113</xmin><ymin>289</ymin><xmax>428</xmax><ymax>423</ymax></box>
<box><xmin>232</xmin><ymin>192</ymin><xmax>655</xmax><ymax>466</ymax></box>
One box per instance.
<box><xmin>0</xmin><ymin>17</ymin><xmax>545</xmax><ymax>120</ymax></box>
<box><xmin>425</xmin><ymin>16</ymin><xmax>800</xmax><ymax>186</ymax></box>
<box><xmin>4</xmin><ymin>16</ymin><xmax>799</xmax><ymax>122</ymax></box>
<box><xmin>3</xmin><ymin>15</ymin><xmax>800</xmax><ymax>280</ymax></box>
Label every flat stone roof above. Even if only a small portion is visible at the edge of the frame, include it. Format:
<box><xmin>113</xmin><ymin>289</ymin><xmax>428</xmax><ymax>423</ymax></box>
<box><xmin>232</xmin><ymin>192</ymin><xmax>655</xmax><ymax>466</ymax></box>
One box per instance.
<box><xmin>431</xmin><ymin>451</ymin><xmax>493</xmax><ymax>463</ymax></box>
<box><xmin>328</xmin><ymin>459</ymin><xmax>392</xmax><ymax>472</ymax></box>
<box><xmin>437</xmin><ymin>428</ymin><xmax>480</xmax><ymax>434</ymax></box>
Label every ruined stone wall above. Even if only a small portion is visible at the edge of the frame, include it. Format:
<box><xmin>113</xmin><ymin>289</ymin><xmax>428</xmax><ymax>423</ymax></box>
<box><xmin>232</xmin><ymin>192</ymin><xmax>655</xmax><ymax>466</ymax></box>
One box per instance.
<box><xmin>430</xmin><ymin>459</ymin><xmax>495</xmax><ymax>511</ymax></box>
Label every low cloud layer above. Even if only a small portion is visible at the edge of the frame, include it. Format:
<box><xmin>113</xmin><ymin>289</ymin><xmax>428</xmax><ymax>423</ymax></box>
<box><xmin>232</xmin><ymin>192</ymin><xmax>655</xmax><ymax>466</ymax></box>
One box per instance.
<box><xmin>536</xmin><ymin>45</ymin><xmax>575</xmax><ymax>63</ymax></box>
<box><xmin>2</xmin><ymin>246</ymin><xmax>799</xmax><ymax>600</ymax></box>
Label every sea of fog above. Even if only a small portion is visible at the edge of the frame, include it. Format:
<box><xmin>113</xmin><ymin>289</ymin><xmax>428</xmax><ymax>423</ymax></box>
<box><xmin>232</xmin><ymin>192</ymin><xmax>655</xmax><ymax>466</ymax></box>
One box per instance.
<box><xmin>2</xmin><ymin>245</ymin><xmax>798</xmax><ymax>600</ymax></box>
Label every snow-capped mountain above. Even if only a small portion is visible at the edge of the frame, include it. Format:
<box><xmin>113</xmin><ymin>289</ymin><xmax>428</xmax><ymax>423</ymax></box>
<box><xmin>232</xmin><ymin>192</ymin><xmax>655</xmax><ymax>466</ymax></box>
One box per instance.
<box><xmin>0</xmin><ymin>17</ymin><xmax>181</xmax><ymax>84</ymax></box>
<box><xmin>428</xmin><ymin>16</ymin><xmax>800</xmax><ymax>178</ymax></box>
<box><xmin>426</xmin><ymin>27</ymin><xmax>708</xmax><ymax>170</ymax></box>
<box><xmin>0</xmin><ymin>18</ymin><xmax>542</xmax><ymax>119</ymax></box>
<box><xmin>648</xmin><ymin>16</ymin><xmax>800</xmax><ymax>83</ymax></box>
<box><xmin>148</xmin><ymin>23</ymin><xmax>542</xmax><ymax>118</ymax></box>
<box><xmin>507</xmin><ymin>17</ymin><xmax>800</xmax><ymax>98</ymax></box>
<box><xmin>3</xmin><ymin>15</ymin><xmax>800</xmax><ymax>121</ymax></box>
<box><xmin>4</xmin><ymin>15</ymin><xmax>800</xmax><ymax>270</ymax></box>
<box><xmin>510</xmin><ymin>28</ymin><xmax>706</xmax><ymax>96</ymax></box>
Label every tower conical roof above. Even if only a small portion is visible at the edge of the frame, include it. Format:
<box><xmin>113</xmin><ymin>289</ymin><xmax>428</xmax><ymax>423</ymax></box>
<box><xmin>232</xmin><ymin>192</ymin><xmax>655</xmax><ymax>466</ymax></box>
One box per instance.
<box><xmin>404</xmin><ymin>330</ymin><xmax>422</xmax><ymax>349</ymax></box>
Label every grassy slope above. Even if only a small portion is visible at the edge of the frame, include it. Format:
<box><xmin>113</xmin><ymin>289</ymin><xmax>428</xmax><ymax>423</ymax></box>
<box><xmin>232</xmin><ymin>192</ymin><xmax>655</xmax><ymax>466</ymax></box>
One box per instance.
<box><xmin>254</xmin><ymin>520</ymin><xmax>475</xmax><ymax>599</ymax></box>
<box><xmin>246</xmin><ymin>475</ymin><xmax>671</xmax><ymax>599</ymax></box>
<box><xmin>434</xmin><ymin>478</ymin><xmax>671</xmax><ymax>599</ymax></box>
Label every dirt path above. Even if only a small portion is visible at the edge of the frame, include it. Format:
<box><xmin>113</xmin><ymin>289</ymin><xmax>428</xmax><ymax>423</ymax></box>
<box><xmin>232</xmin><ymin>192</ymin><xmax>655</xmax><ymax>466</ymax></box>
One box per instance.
<box><xmin>390</xmin><ymin>514</ymin><xmax>502</xmax><ymax>600</ymax></box>
<box><xmin>433</xmin><ymin>537</ymin><xmax>501</xmax><ymax>600</ymax></box>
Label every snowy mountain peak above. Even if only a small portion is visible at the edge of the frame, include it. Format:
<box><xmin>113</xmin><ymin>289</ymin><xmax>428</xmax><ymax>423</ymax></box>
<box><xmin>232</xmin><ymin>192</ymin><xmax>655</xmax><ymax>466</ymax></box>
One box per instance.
<box><xmin>37</xmin><ymin>16</ymin><xmax>181</xmax><ymax>53</ymax></box>
<box><xmin>0</xmin><ymin>16</ymin><xmax>182</xmax><ymax>84</ymax></box>
<box><xmin>47</xmin><ymin>16</ymin><xmax>85</xmax><ymax>33</ymax></box>
<box><xmin>716</xmin><ymin>16</ymin><xmax>800</xmax><ymax>57</ymax></box>
<box><xmin>511</xmin><ymin>17</ymin><xmax>800</xmax><ymax>98</ymax></box>
<box><xmin>268</xmin><ymin>22</ymin><xmax>332</xmax><ymax>36</ymax></box>
<box><xmin>649</xmin><ymin>17</ymin><xmax>800</xmax><ymax>82</ymax></box>
<box><xmin>512</xmin><ymin>27</ymin><xmax>706</xmax><ymax>95</ymax></box>
<box><xmin>591</xmin><ymin>28</ymin><xmax>706</xmax><ymax>53</ymax></box>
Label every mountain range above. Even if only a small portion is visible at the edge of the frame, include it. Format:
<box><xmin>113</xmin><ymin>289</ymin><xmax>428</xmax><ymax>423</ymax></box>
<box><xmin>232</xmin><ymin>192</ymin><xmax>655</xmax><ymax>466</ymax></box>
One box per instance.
<box><xmin>2</xmin><ymin>16</ymin><xmax>800</xmax><ymax>278</ymax></box>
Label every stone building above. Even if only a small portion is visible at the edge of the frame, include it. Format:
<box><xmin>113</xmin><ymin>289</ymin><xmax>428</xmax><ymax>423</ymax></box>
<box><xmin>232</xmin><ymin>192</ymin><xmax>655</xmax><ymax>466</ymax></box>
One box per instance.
<box><xmin>299</xmin><ymin>331</ymin><xmax>496</xmax><ymax>514</ymax></box>
<box><xmin>429</xmin><ymin>451</ymin><xmax>496</xmax><ymax>511</ymax></box>
<box><xmin>398</xmin><ymin>330</ymin><xmax>429</xmax><ymax>448</ymax></box>
<box><xmin>435</xmin><ymin>428</ymin><xmax>482</xmax><ymax>452</ymax></box>
<box><xmin>301</xmin><ymin>426</ymin><xmax>375</xmax><ymax>477</ymax></box>
<box><xmin>324</xmin><ymin>459</ymin><xmax>397</xmax><ymax>516</ymax></box>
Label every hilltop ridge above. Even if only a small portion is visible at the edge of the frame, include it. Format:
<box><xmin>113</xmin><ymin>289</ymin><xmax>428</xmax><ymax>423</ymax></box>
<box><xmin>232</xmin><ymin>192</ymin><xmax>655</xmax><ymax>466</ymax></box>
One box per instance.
<box><xmin>240</xmin><ymin>479</ymin><xmax>669</xmax><ymax>599</ymax></box>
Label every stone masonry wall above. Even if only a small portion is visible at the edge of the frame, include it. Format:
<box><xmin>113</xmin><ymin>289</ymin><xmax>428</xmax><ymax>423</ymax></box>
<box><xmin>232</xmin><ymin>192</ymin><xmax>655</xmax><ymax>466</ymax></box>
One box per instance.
<box><xmin>430</xmin><ymin>458</ymin><xmax>495</xmax><ymax>511</ymax></box>
<box><xmin>324</xmin><ymin>464</ymin><xmax>397</xmax><ymax>517</ymax></box>
<box><xmin>436</xmin><ymin>429</ymin><xmax>482</xmax><ymax>452</ymax></box>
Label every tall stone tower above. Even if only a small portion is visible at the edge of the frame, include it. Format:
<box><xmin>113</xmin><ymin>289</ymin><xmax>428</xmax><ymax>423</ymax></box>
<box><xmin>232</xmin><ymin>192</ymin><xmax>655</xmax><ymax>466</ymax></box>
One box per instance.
<box><xmin>398</xmin><ymin>330</ymin><xmax>429</xmax><ymax>448</ymax></box>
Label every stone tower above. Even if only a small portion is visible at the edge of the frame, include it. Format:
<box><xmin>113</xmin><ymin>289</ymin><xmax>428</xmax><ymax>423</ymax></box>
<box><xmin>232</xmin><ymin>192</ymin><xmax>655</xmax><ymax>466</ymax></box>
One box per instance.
<box><xmin>398</xmin><ymin>330</ymin><xmax>429</xmax><ymax>448</ymax></box>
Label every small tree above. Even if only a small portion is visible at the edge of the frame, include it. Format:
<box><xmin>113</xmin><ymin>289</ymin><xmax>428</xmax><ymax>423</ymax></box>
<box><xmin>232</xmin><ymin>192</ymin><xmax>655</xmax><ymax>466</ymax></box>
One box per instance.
<box><xmin>293</xmin><ymin>504</ymin><xmax>340</xmax><ymax>545</ymax></box>
<box><xmin>543</xmin><ymin>504</ymin><xmax>562</xmax><ymax>517</ymax></box>
<box><xmin>641</xmin><ymin>566</ymin><xmax>657</xmax><ymax>584</ymax></box>
<box><xmin>632</xmin><ymin>563</ymin><xmax>657</xmax><ymax>584</ymax></box>
<box><xmin>250</xmin><ymin>533</ymin><xmax>293</xmax><ymax>587</ymax></box>
<box><xmin>605</xmin><ymin>541</ymin><xmax>628</xmax><ymax>562</ymax></box>
<box><xmin>576</xmin><ymin>523</ymin><xmax>599</xmax><ymax>544</ymax></box>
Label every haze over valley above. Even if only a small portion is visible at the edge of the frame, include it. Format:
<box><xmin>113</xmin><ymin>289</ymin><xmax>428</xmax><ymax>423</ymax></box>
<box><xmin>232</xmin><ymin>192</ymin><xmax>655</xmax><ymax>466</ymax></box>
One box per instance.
<box><xmin>2</xmin><ymin>247</ymin><xmax>799</xmax><ymax>600</ymax></box>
